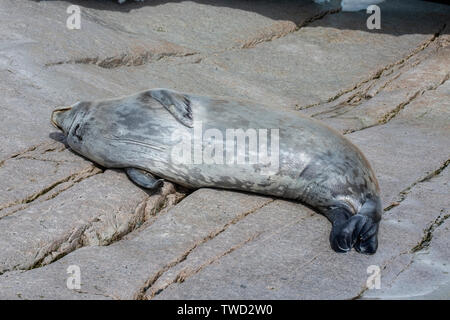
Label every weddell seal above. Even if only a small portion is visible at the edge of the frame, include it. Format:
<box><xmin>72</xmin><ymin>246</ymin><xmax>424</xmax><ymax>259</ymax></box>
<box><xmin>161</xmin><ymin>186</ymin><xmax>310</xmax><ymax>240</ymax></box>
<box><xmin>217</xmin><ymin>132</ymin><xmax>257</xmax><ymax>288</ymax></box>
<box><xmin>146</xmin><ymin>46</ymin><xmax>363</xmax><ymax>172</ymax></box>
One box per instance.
<box><xmin>51</xmin><ymin>89</ymin><xmax>382</xmax><ymax>254</ymax></box>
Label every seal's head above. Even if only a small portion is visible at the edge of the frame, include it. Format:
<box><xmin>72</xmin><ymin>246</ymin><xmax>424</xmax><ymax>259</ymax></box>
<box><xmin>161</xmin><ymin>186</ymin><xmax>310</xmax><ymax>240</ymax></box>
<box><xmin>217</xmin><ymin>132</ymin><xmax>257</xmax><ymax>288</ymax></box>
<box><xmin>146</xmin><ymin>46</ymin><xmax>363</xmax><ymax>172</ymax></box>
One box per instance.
<box><xmin>51</xmin><ymin>101</ymin><xmax>114</xmax><ymax>167</ymax></box>
<box><xmin>51</xmin><ymin>101</ymin><xmax>89</xmax><ymax>149</ymax></box>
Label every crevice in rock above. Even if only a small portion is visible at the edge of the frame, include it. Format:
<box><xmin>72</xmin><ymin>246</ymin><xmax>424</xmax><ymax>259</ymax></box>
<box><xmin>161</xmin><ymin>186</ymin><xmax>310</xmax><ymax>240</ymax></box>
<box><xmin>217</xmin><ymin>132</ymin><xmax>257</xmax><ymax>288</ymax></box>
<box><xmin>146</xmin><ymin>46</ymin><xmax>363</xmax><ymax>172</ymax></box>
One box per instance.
<box><xmin>0</xmin><ymin>166</ymin><xmax>103</xmax><ymax>218</ymax></box>
<box><xmin>239</xmin><ymin>8</ymin><xmax>342</xmax><ymax>49</ymax></box>
<box><xmin>103</xmin><ymin>184</ymin><xmax>186</xmax><ymax>246</ymax></box>
<box><xmin>0</xmin><ymin>142</ymin><xmax>48</xmax><ymax>166</ymax></box>
<box><xmin>120</xmin><ymin>185</ymin><xmax>188</xmax><ymax>241</ymax></box>
<box><xmin>353</xmin><ymin>209</ymin><xmax>449</xmax><ymax>299</ymax></box>
<box><xmin>411</xmin><ymin>210</ymin><xmax>449</xmax><ymax>253</ymax></box>
<box><xmin>0</xmin><ymin>142</ymin><xmax>69</xmax><ymax>170</ymax></box>
<box><xmin>384</xmin><ymin>158</ymin><xmax>449</xmax><ymax>212</ymax></box>
<box><xmin>28</xmin><ymin>223</ymin><xmax>91</xmax><ymax>270</ymax></box>
<box><xmin>298</xmin><ymin>23</ymin><xmax>447</xmax><ymax>112</ymax></box>
<box><xmin>377</xmin><ymin>73</ymin><xmax>449</xmax><ymax>124</ymax></box>
<box><xmin>0</xmin><ymin>183</ymin><xmax>184</xmax><ymax>276</ymax></box>
<box><xmin>146</xmin><ymin>232</ymin><xmax>261</xmax><ymax>299</ymax></box>
<box><xmin>133</xmin><ymin>198</ymin><xmax>275</xmax><ymax>300</ymax></box>
<box><xmin>45</xmin><ymin>51</ymin><xmax>198</xmax><ymax>69</ymax></box>
<box><xmin>342</xmin><ymin>72</ymin><xmax>449</xmax><ymax>134</ymax></box>
<box><xmin>12</xmin><ymin>156</ymin><xmax>77</xmax><ymax>165</ymax></box>
<box><xmin>350</xmin><ymin>250</ymin><xmax>411</xmax><ymax>300</ymax></box>
<box><xmin>352</xmin><ymin>160</ymin><xmax>449</xmax><ymax>299</ymax></box>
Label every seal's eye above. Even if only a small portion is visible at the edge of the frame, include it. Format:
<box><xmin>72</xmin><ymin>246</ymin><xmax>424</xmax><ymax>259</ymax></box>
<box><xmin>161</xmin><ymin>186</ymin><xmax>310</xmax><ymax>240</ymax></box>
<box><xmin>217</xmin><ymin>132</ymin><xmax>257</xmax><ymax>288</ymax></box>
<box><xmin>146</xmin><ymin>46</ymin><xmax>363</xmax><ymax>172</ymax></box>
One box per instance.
<box><xmin>73</xmin><ymin>124</ymin><xmax>83</xmax><ymax>141</ymax></box>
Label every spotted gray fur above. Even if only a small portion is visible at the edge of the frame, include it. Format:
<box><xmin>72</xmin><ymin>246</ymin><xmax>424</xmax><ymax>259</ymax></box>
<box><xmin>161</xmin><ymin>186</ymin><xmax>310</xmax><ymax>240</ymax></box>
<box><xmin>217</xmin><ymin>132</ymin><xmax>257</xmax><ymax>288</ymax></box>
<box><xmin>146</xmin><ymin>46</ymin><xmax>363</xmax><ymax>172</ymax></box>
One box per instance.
<box><xmin>51</xmin><ymin>89</ymin><xmax>382</xmax><ymax>254</ymax></box>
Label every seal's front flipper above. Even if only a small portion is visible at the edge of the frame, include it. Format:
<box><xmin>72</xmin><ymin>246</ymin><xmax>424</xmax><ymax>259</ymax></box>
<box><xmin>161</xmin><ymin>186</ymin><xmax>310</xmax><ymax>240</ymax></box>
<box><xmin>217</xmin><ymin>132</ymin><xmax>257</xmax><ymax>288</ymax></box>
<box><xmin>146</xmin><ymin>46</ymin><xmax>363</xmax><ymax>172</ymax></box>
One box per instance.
<box><xmin>149</xmin><ymin>89</ymin><xmax>193</xmax><ymax>128</ymax></box>
<box><xmin>125</xmin><ymin>168</ymin><xmax>164</xmax><ymax>190</ymax></box>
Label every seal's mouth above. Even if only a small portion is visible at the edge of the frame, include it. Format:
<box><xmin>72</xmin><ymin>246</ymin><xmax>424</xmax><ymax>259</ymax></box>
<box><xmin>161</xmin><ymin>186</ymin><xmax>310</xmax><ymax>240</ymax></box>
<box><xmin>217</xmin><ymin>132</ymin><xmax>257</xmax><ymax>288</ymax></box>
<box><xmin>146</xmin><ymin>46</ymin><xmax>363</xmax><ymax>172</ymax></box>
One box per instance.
<box><xmin>51</xmin><ymin>107</ymin><xmax>72</xmax><ymax>132</ymax></box>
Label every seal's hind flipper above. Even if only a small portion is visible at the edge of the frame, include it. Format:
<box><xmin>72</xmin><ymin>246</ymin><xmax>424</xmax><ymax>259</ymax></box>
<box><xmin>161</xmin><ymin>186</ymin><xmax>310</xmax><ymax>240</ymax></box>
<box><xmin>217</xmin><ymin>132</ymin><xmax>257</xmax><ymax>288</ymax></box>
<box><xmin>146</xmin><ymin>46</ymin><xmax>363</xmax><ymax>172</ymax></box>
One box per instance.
<box><xmin>149</xmin><ymin>89</ymin><xmax>193</xmax><ymax>128</ymax></box>
<box><xmin>326</xmin><ymin>197</ymin><xmax>381</xmax><ymax>255</ymax></box>
<box><xmin>125</xmin><ymin>168</ymin><xmax>164</xmax><ymax>190</ymax></box>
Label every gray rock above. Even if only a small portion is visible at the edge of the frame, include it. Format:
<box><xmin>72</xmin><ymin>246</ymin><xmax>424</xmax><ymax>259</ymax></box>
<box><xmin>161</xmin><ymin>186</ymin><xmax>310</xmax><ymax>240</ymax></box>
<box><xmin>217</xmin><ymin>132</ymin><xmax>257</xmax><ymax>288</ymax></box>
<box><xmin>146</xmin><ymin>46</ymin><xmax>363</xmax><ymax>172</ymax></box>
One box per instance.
<box><xmin>0</xmin><ymin>168</ymin><xmax>182</xmax><ymax>275</ymax></box>
<box><xmin>363</xmin><ymin>168</ymin><xmax>450</xmax><ymax>299</ymax></box>
<box><xmin>0</xmin><ymin>0</ymin><xmax>449</xmax><ymax>299</ymax></box>
<box><xmin>0</xmin><ymin>189</ymin><xmax>271</xmax><ymax>299</ymax></box>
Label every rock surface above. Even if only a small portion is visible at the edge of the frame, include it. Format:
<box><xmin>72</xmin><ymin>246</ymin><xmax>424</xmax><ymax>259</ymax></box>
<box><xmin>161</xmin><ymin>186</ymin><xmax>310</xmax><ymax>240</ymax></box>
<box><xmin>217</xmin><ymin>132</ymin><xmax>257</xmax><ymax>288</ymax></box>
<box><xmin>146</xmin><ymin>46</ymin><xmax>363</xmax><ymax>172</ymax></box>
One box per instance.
<box><xmin>0</xmin><ymin>0</ymin><xmax>448</xmax><ymax>299</ymax></box>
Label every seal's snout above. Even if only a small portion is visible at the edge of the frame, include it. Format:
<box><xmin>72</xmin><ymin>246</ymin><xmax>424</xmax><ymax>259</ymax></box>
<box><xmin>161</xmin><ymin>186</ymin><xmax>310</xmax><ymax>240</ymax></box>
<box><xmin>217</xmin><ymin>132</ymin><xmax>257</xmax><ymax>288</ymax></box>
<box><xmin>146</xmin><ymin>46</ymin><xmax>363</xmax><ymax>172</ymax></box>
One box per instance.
<box><xmin>51</xmin><ymin>107</ymin><xmax>72</xmax><ymax>133</ymax></box>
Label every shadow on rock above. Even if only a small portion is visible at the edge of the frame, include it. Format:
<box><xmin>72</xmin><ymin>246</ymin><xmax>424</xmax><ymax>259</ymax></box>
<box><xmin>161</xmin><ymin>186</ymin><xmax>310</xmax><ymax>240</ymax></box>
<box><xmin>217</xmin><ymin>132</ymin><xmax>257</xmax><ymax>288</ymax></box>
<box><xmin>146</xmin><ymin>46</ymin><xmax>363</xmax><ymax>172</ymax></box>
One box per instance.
<box><xmin>35</xmin><ymin>0</ymin><xmax>450</xmax><ymax>35</ymax></box>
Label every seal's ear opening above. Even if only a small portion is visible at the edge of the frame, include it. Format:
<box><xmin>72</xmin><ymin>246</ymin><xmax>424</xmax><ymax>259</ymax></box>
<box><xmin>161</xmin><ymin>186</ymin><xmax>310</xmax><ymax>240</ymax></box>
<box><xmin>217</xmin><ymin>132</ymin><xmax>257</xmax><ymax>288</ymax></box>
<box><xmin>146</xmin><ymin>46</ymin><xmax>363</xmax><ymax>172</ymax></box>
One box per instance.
<box><xmin>51</xmin><ymin>107</ymin><xmax>72</xmax><ymax>133</ymax></box>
